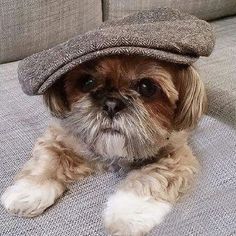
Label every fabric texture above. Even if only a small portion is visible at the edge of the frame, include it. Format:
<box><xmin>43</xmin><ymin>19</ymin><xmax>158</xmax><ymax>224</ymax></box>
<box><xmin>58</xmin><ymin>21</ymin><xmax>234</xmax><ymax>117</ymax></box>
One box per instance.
<box><xmin>197</xmin><ymin>17</ymin><xmax>236</xmax><ymax>127</ymax></box>
<box><xmin>103</xmin><ymin>0</ymin><xmax>236</xmax><ymax>21</ymax></box>
<box><xmin>0</xmin><ymin>0</ymin><xmax>103</xmax><ymax>64</ymax></box>
<box><xmin>17</xmin><ymin>8</ymin><xmax>215</xmax><ymax>96</ymax></box>
<box><xmin>0</xmin><ymin>62</ymin><xmax>235</xmax><ymax>236</ymax></box>
<box><xmin>0</xmin><ymin>16</ymin><xmax>236</xmax><ymax>236</ymax></box>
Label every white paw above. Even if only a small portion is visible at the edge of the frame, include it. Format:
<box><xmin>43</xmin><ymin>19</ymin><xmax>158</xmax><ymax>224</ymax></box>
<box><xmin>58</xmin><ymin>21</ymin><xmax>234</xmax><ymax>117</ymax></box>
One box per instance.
<box><xmin>104</xmin><ymin>191</ymin><xmax>171</xmax><ymax>236</ymax></box>
<box><xmin>1</xmin><ymin>179</ymin><xmax>64</xmax><ymax>217</ymax></box>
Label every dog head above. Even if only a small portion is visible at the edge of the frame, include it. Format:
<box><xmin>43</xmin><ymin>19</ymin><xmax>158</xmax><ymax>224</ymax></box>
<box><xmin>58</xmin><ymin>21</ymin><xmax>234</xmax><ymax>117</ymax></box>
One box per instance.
<box><xmin>43</xmin><ymin>55</ymin><xmax>207</xmax><ymax>162</ymax></box>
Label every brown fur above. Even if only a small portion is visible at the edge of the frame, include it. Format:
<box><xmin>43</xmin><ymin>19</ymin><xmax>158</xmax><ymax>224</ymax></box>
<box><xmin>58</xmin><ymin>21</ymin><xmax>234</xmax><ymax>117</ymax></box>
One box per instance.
<box><xmin>17</xmin><ymin>124</ymin><xmax>94</xmax><ymax>185</ymax></box>
<box><xmin>174</xmin><ymin>65</ymin><xmax>207</xmax><ymax>130</ymax></box>
<box><xmin>120</xmin><ymin>143</ymin><xmax>199</xmax><ymax>204</ymax></box>
<box><xmin>45</xmin><ymin>56</ymin><xmax>206</xmax><ymax>130</ymax></box>
<box><xmin>33</xmin><ymin>55</ymin><xmax>206</xmax><ymax>205</ymax></box>
<box><xmin>2</xmin><ymin>55</ymin><xmax>207</xmax><ymax>235</ymax></box>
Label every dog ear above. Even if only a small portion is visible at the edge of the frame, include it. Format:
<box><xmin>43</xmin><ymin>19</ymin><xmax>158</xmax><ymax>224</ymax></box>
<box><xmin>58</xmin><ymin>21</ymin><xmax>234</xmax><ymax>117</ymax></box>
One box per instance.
<box><xmin>43</xmin><ymin>79</ymin><xmax>69</xmax><ymax>118</ymax></box>
<box><xmin>174</xmin><ymin>65</ymin><xmax>207</xmax><ymax>130</ymax></box>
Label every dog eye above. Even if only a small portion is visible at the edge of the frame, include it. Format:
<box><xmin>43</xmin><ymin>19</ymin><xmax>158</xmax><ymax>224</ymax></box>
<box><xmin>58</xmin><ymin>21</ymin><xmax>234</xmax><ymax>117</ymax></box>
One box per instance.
<box><xmin>136</xmin><ymin>78</ymin><xmax>159</xmax><ymax>97</ymax></box>
<box><xmin>77</xmin><ymin>74</ymin><xmax>96</xmax><ymax>93</ymax></box>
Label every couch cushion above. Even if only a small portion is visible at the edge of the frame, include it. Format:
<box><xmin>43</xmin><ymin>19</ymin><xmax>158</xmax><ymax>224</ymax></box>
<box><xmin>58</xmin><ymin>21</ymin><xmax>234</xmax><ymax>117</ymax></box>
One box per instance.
<box><xmin>0</xmin><ymin>62</ymin><xmax>236</xmax><ymax>235</ymax></box>
<box><xmin>103</xmin><ymin>0</ymin><xmax>236</xmax><ymax>21</ymax></box>
<box><xmin>0</xmin><ymin>0</ymin><xmax>102</xmax><ymax>64</ymax></box>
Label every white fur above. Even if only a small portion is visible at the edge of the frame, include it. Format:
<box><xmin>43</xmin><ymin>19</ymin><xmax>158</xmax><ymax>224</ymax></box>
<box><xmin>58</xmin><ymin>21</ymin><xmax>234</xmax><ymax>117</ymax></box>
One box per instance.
<box><xmin>95</xmin><ymin>133</ymin><xmax>127</xmax><ymax>158</ymax></box>
<box><xmin>1</xmin><ymin>179</ymin><xmax>64</xmax><ymax>217</ymax></box>
<box><xmin>104</xmin><ymin>190</ymin><xmax>172</xmax><ymax>236</ymax></box>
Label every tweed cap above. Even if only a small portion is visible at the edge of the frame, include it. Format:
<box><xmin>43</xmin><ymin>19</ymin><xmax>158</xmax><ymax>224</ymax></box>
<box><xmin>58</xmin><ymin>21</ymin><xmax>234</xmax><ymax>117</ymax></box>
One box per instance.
<box><xmin>18</xmin><ymin>8</ymin><xmax>215</xmax><ymax>95</ymax></box>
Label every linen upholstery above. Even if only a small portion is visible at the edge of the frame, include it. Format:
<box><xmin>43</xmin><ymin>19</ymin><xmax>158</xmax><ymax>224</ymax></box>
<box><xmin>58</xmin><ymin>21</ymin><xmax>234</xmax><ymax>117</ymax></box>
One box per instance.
<box><xmin>0</xmin><ymin>0</ymin><xmax>103</xmax><ymax>64</ymax></box>
<box><xmin>197</xmin><ymin>17</ymin><xmax>236</xmax><ymax>127</ymax></box>
<box><xmin>0</xmin><ymin>61</ymin><xmax>235</xmax><ymax>235</ymax></box>
<box><xmin>103</xmin><ymin>0</ymin><xmax>236</xmax><ymax>21</ymax></box>
<box><xmin>17</xmin><ymin>8</ymin><xmax>215</xmax><ymax>95</ymax></box>
<box><xmin>0</xmin><ymin>16</ymin><xmax>236</xmax><ymax>236</ymax></box>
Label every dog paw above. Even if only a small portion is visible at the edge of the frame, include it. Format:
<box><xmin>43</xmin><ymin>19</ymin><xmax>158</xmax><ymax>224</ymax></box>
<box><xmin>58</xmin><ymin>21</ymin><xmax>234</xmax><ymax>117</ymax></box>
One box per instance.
<box><xmin>104</xmin><ymin>190</ymin><xmax>171</xmax><ymax>236</ymax></box>
<box><xmin>1</xmin><ymin>179</ymin><xmax>64</xmax><ymax>217</ymax></box>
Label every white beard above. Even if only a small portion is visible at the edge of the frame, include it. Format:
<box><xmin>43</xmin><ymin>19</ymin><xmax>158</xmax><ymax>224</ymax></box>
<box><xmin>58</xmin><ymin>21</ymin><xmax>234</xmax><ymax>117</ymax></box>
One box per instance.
<box><xmin>94</xmin><ymin>133</ymin><xmax>128</xmax><ymax>159</ymax></box>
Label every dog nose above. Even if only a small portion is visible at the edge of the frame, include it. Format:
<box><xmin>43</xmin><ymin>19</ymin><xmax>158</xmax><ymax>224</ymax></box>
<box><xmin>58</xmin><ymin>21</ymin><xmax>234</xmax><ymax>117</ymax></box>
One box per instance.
<box><xmin>103</xmin><ymin>97</ymin><xmax>125</xmax><ymax>118</ymax></box>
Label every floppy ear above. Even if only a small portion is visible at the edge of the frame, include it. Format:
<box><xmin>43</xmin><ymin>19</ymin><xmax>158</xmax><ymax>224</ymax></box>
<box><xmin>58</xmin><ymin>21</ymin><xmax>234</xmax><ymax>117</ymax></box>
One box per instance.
<box><xmin>174</xmin><ymin>65</ymin><xmax>207</xmax><ymax>130</ymax></box>
<box><xmin>43</xmin><ymin>79</ymin><xmax>69</xmax><ymax>118</ymax></box>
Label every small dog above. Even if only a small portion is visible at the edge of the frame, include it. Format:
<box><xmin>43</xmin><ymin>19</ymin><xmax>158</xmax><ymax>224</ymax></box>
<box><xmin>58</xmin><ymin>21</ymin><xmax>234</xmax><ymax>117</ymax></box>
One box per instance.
<box><xmin>1</xmin><ymin>55</ymin><xmax>206</xmax><ymax>236</ymax></box>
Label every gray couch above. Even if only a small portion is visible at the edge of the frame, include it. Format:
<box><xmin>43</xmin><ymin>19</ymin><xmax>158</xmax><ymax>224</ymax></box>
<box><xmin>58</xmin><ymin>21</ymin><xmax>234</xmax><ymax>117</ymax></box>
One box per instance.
<box><xmin>0</xmin><ymin>1</ymin><xmax>235</xmax><ymax>235</ymax></box>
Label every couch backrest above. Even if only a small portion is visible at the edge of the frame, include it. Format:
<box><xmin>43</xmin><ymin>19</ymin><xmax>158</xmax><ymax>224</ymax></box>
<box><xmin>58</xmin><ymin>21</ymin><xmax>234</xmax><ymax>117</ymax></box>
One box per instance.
<box><xmin>1</xmin><ymin>0</ymin><xmax>236</xmax><ymax>64</ymax></box>
<box><xmin>0</xmin><ymin>0</ymin><xmax>103</xmax><ymax>64</ymax></box>
<box><xmin>103</xmin><ymin>0</ymin><xmax>236</xmax><ymax>21</ymax></box>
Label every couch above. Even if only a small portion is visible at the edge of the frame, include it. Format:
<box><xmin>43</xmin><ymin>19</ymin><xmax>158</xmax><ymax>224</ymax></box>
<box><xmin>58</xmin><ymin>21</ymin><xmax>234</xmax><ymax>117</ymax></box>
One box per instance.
<box><xmin>0</xmin><ymin>1</ymin><xmax>235</xmax><ymax>235</ymax></box>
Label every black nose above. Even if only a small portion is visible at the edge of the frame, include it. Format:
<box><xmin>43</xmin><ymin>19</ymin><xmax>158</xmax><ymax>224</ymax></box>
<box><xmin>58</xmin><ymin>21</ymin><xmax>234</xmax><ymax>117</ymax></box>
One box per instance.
<box><xmin>103</xmin><ymin>97</ymin><xmax>126</xmax><ymax>118</ymax></box>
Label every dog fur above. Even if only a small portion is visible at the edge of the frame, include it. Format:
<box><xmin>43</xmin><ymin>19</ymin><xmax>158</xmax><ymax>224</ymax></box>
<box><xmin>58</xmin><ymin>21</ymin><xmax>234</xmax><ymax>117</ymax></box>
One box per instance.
<box><xmin>1</xmin><ymin>55</ymin><xmax>206</xmax><ymax>236</ymax></box>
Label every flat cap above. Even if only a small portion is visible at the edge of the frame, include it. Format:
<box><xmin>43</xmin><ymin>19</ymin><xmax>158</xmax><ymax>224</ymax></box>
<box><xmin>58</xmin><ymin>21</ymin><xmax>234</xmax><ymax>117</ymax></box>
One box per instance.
<box><xmin>18</xmin><ymin>8</ymin><xmax>215</xmax><ymax>95</ymax></box>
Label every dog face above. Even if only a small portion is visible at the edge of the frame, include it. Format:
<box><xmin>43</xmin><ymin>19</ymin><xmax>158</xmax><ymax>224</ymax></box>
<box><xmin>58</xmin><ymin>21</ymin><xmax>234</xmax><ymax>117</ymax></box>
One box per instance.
<box><xmin>44</xmin><ymin>56</ymin><xmax>207</xmax><ymax>162</ymax></box>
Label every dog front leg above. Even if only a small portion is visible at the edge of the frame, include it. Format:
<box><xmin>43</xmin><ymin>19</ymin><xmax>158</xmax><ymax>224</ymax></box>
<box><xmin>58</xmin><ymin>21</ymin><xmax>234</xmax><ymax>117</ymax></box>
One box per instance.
<box><xmin>104</xmin><ymin>145</ymin><xmax>199</xmax><ymax>236</ymax></box>
<box><xmin>1</xmin><ymin>125</ymin><xmax>93</xmax><ymax>217</ymax></box>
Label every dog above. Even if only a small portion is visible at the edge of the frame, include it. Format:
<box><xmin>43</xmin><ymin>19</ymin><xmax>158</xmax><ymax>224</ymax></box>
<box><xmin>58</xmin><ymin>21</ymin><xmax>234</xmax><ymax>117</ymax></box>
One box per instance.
<box><xmin>1</xmin><ymin>55</ymin><xmax>206</xmax><ymax>236</ymax></box>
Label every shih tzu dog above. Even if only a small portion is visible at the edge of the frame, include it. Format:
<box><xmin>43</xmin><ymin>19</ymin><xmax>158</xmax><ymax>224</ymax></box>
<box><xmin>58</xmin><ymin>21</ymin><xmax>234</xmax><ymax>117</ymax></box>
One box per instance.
<box><xmin>1</xmin><ymin>55</ymin><xmax>206</xmax><ymax>236</ymax></box>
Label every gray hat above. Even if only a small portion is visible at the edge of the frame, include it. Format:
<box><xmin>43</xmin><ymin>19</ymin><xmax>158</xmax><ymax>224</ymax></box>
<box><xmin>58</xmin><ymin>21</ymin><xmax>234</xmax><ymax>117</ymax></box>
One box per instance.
<box><xmin>18</xmin><ymin>8</ymin><xmax>215</xmax><ymax>95</ymax></box>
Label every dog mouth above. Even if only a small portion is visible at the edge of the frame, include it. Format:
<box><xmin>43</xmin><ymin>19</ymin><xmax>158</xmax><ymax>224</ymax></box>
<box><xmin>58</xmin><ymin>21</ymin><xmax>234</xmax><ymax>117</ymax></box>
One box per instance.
<box><xmin>101</xmin><ymin>128</ymin><xmax>122</xmax><ymax>135</ymax></box>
